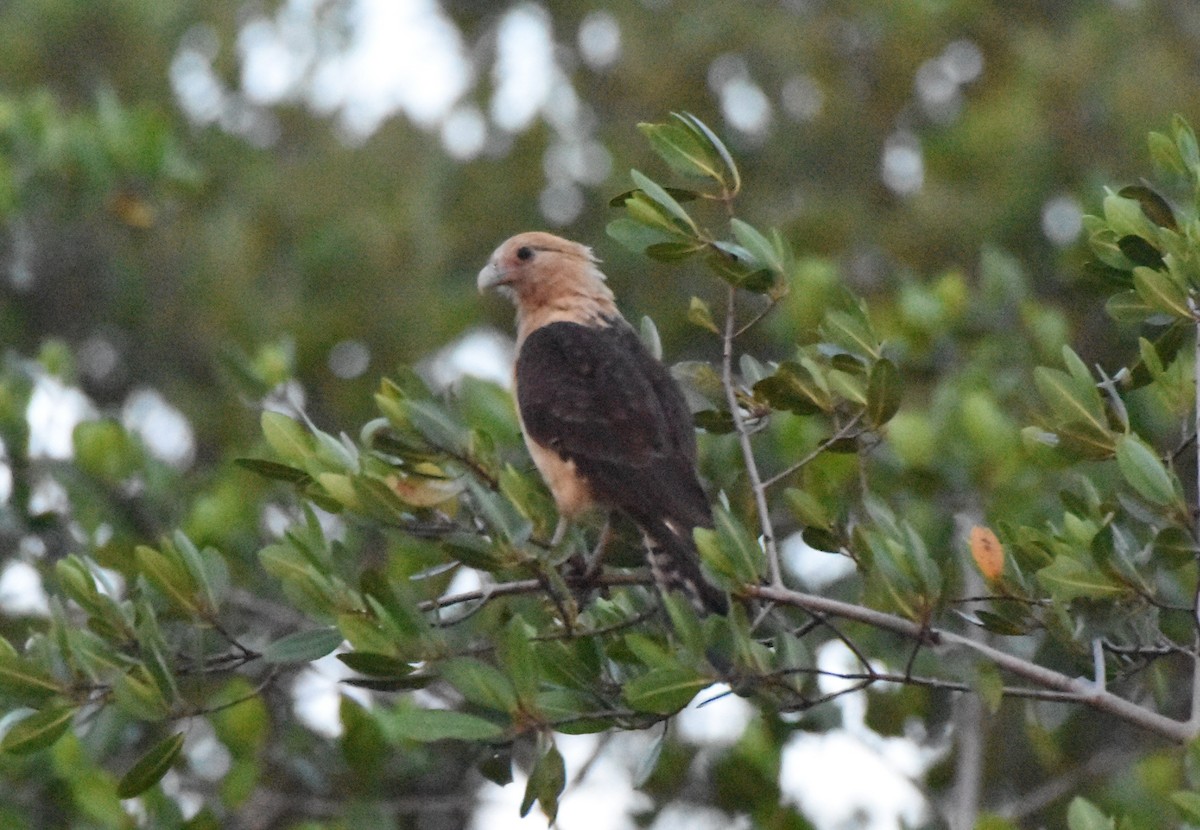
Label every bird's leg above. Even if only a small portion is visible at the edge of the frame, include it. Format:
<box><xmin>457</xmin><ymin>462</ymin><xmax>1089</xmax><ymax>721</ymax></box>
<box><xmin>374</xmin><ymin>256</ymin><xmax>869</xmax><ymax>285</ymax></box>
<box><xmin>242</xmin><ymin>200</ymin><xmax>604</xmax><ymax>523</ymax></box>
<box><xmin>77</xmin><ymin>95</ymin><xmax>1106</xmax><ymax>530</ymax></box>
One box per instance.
<box><xmin>562</xmin><ymin>514</ymin><xmax>614</xmax><ymax>609</ymax></box>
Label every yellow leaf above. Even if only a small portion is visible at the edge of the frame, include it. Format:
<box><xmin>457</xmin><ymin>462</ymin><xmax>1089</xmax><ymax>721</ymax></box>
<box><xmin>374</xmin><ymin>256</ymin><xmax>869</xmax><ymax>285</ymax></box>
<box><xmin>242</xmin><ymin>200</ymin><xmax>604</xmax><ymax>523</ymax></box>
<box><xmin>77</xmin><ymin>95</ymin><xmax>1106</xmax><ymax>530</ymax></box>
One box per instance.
<box><xmin>969</xmin><ymin>526</ymin><xmax>1005</xmax><ymax>581</ymax></box>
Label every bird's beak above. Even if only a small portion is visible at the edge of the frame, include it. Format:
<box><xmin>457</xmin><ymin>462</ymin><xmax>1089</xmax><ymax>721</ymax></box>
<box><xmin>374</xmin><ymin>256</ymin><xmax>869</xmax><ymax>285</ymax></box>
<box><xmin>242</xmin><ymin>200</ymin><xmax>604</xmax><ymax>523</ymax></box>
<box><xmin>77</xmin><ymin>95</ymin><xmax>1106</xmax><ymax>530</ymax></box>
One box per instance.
<box><xmin>477</xmin><ymin>261</ymin><xmax>507</xmax><ymax>294</ymax></box>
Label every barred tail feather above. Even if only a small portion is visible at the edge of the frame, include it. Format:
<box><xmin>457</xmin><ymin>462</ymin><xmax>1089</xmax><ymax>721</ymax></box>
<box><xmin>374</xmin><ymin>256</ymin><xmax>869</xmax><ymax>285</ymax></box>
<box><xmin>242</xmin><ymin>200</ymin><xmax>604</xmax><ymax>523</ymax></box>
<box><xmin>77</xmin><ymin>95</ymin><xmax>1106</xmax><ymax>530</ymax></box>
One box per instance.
<box><xmin>641</xmin><ymin>523</ymin><xmax>729</xmax><ymax>616</ymax></box>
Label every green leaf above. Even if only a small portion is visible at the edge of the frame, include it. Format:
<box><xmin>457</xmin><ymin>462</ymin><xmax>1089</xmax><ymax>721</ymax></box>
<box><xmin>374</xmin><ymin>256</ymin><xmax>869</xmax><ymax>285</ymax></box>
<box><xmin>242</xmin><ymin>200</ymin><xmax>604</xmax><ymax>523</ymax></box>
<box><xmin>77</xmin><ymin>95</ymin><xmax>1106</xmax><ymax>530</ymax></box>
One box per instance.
<box><xmin>1</xmin><ymin>705</ymin><xmax>76</xmax><ymax>755</ymax></box>
<box><xmin>606</xmin><ymin>217</ymin><xmax>678</xmax><ymax>254</ymax></box>
<box><xmin>821</xmin><ymin>309</ymin><xmax>880</xmax><ymax>360</ymax></box>
<box><xmin>440</xmin><ymin>658</ymin><xmax>518</xmax><ymax>714</ymax></box>
<box><xmin>688</xmin><ymin>296</ymin><xmax>720</xmax><ymax>334</ymax></box>
<box><xmin>262</xmin><ymin>628</ymin><xmax>343</xmax><ymax>664</ymax></box>
<box><xmin>638</xmin><ymin>121</ymin><xmax>724</xmax><ymax>181</ymax></box>
<box><xmin>661</xmin><ymin>593</ymin><xmax>703</xmax><ymax>656</ymax></box>
<box><xmin>261</xmin><ymin>411</ymin><xmax>313</xmax><ymax>465</ymax></box>
<box><xmin>623</xmin><ymin>665</ymin><xmax>710</xmax><ymax>714</ymax></box>
<box><xmin>337</xmin><ymin>652</ymin><xmax>412</xmax><ymax>678</ymax></box>
<box><xmin>973</xmin><ymin>610</ymin><xmax>1031</xmax><ymax>636</ymax></box>
<box><xmin>693</xmin><ymin>409</ymin><xmax>735</xmax><ymax>434</ymax></box>
<box><xmin>608</xmin><ymin>186</ymin><xmax>699</xmax><ymax>207</ymax></box>
<box><xmin>1153</xmin><ymin>526</ymin><xmax>1198</xmax><ymax>569</ymax></box>
<box><xmin>630</xmin><ymin>169</ymin><xmax>698</xmax><ymax>233</ymax></box>
<box><xmin>753</xmin><ymin>361</ymin><xmax>830</xmax><ymax>414</ymax></box>
<box><xmin>639</xmin><ymin>315</ymin><xmax>662</xmax><ymax>361</ymax></box>
<box><xmin>1115</xmin><ymin>434</ymin><xmax>1179</xmax><ymax>507</ymax></box>
<box><xmin>1171</xmin><ymin>790</ymin><xmax>1200</xmax><ymax>823</ymax></box>
<box><xmin>172</xmin><ymin>531</ymin><xmax>222</xmax><ymax>615</ymax></box>
<box><xmin>113</xmin><ymin>669</ymin><xmax>171</xmax><ymax>720</ymax></box>
<box><xmin>521</xmin><ymin>742</ymin><xmax>567</xmax><ymax>822</ymax></box>
<box><xmin>673</xmin><ymin>111</ymin><xmax>740</xmax><ymax>192</ymax></box>
<box><xmin>972</xmin><ymin>664</ymin><xmax>1004</xmax><ymax>715</ymax></box>
<box><xmin>1103</xmin><ymin>192</ymin><xmax>1155</xmax><ymax>240</ymax></box>
<box><xmin>135</xmin><ymin>545</ymin><xmax>199</xmax><ymax>615</ymax></box>
<box><xmin>1037</xmin><ymin>556</ymin><xmax>1127</xmax><ymax>602</ymax></box>
<box><xmin>1117</xmin><ymin>235</ymin><xmax>1164</xmax><ymax>269</ymax></box>
<box><xmin>730</xmin><ymin>218</ymin><xmax>782</xmax><ymax>274</ymax></box>
<box><xmin>1066</xmin><ymin>796</ymin><xmax>1114</xmax><ymax>830</ymax></box>
<box><xmin>117</xmin><ymin>732</ymin><xmax>186</xmax><ymax>799</ymax></box>
<box><xmin>234</xmin><ymin>457</ymin><xmax>311</xmax><ymax>484</ymax></box>
<box><xmin>1149</xmin><ymin>129</ymin><xmax>1185</xmax><ymax>175</ymax></box>
<box><xmin>633</xmin><ymin>726</ymin><xmax>667</xmax><ymax>787</ymax></box>
<box><xmin>1033</xmin><ymin>367</ymin><xmax>1107</xmax><ymax>436</ymax></box>
<box><xmin>497</xmin><ymin>617</ymin><xmax>539</xmax><ymax>706</ymax></box>
<box><xmin>1133</xmin><ymin>265</ymin><xmax>1190</xmax><ymax>318</ymax></box>
<box><xmin>1104</xmin><ymin>290</ymin><xmax>1154</xmax><ymax>323</ymax></box>
<box><xmin>866</xmin><ymin>358</ymin><xmax>901</xmax><ymax>427</ymax></box>
<box><xmin>73</xmin><ymin>419</ymin><xmax>138</xmax><ymax>481</ymax></box>
<box><xmin>385</xmin><ymin>707</ymin><xmax>506</xmax><ymax>743</ymax></box>
<box><xmin>1118</xmin><ymin>184</ymin><xmax>1179</xmax><ymax>230</ymax></box>
<box><xmin>478</xmin><ymin>748</ymin><xmax>514</xmax><ymax>787</ymax></box>
<box><xmin>784</xmin><ymin>488</ymin><xmax>833</xmax><ymax>530</ymax></box>
<box><xmin>1173</xmin><ymin>114</ymin><xmax>1200</xmax><ymax>170</ymax></box>
<box><xmin>645</xmin><ymin>240</ymin><xmax>704</xmax><ymax>261</ymax></box>
<box><xmin>0</xmin><ymin>654</ymin><xmax>63</xmax><ymax>703</ymax></box>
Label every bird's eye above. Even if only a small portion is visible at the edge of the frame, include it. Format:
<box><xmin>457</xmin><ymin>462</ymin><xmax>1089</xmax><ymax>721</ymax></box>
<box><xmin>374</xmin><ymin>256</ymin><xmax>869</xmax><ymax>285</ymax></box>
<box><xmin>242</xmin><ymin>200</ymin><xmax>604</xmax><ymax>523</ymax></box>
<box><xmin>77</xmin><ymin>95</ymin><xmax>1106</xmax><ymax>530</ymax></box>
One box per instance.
<box><xmin>516</xmin><ymin>246</ymin><xmax>534</xmax><ymax>261</ymax></box>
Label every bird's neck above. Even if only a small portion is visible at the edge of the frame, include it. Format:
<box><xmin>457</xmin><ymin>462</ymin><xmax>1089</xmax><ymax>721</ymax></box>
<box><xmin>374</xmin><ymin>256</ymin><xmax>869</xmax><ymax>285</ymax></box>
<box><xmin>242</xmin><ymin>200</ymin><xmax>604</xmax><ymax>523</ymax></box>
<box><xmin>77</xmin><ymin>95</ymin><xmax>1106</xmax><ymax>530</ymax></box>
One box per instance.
<box><xmin>515</xmin><ymin>287</ymin><xmax>620</xmax><ymax>345</ymax></box>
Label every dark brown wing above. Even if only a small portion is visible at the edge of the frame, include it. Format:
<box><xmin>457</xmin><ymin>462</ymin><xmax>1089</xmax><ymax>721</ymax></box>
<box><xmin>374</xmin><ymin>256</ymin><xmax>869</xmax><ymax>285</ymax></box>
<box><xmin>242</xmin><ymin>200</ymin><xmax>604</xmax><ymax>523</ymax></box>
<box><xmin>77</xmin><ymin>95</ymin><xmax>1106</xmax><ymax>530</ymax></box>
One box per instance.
<box><xmin>516</xmin><ymin>319</ymin><xmax>727</xmax><ymax>614</ymax></box>
<box><xmin>516</xmin><ymin>319</ymin><xmax>706</xmax><ymax>525</ymax></box>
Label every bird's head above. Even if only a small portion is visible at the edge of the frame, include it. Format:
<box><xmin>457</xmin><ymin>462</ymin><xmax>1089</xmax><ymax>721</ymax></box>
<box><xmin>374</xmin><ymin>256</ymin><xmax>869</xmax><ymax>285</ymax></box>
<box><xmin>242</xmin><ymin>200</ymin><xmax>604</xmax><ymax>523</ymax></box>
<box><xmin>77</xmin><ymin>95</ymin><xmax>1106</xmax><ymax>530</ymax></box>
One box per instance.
<box><xmin>477</xmin><ymin>232</ymin><xmax>609</xmax><ymax>303</ymax></box>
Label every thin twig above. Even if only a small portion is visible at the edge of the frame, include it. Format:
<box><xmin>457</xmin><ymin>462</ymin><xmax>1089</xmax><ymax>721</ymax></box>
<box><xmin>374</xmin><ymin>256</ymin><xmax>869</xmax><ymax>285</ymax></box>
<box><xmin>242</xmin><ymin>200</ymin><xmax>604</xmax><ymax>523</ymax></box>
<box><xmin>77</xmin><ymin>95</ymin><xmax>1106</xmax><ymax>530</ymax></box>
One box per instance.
<box><xmin>185</xmin><ymin>667</ymin><xmax>280</xmax><ymax>717</ymax></box>
<box><xmin>416</xmin><ymin>572</ymin><xmax>651</xmax><ymax>615</ymax></box>
<box><xmin>762</xmin><ymin>412</ymin><xmax>865</xmax><ymax>490</ymax></box>
<box><xmin>721</xmin><ymin>284</ymin><xmax>783</xmax><ymax>586</ymax></box>
<box><xmin>733</xmin><ymin>297</ymin><xmax>781</xmax><ymax>339</ymax></box>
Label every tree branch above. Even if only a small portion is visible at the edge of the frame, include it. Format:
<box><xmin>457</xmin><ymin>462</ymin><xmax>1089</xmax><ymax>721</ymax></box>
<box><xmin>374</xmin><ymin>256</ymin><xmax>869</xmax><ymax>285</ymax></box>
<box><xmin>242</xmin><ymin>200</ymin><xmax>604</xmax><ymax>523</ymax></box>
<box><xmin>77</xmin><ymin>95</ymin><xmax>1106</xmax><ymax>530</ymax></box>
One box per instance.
<box><xmin>746</xmin><ymin>582</ymin><xmax>1199</xmax><ymax>743</ymax></box>
<box><xmin>721</xmin><ymin>284</ymin><xmax>783</xmax><ymax>586</ymax></box>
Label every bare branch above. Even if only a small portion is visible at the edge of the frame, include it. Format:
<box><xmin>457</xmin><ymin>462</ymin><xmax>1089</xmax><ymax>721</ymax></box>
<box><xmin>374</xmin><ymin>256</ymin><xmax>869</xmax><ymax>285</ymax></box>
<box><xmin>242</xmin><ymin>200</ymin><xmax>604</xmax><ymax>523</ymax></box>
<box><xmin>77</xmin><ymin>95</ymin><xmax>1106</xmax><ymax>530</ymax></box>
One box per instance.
<box><xmin>721</xmin><ymin>284</ymin><xmax>783</xmax><ymax>586</ymax></box>
<box><xmin>747</xmin><ymin>582</ymin><xmax>1199</xmax><ymax>743</ymax></box>
<box><xmin>417</xmin><ymin>572</ymin><xmax>651</xmax><ymax>616</ymax></box>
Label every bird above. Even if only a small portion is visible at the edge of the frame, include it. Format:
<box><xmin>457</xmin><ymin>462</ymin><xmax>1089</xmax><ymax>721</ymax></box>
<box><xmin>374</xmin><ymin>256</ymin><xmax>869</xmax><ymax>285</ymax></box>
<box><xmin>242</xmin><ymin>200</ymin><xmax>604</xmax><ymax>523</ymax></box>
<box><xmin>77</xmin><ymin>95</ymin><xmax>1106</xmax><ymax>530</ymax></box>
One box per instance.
<box><xmin>477</xmin><ymin>231</ymin><xmax>728</xmax><ymax>615</ymax></box>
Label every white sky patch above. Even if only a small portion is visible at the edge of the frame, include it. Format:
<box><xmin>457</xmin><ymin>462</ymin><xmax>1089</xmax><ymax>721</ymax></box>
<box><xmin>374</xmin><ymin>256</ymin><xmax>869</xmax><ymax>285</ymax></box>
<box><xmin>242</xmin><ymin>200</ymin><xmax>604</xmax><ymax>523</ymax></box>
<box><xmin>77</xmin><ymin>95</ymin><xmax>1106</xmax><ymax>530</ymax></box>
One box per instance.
<box><xmin>578</xmin><ymin>11</ymin><xmax>622</xmax><ymax>69</ymax></box>
<box><xmin>490</xmin><ymin>4</ymin><xmax>557</xmax><ymax>133</ymax></box>
<box><xmin>26</xmin><ymin>376</ymin><xmax>95</xmax><ymax>460</ymax></box>
<box><xmin>676</xmin><ymin>684</ymin><xmax>753</xmax><ymax>746</ymax></box>
<box><xmin>707</xmin><ymin>55</ymin><xmax>772</xmax><ymax>136</ymax></box>
<box><xmin>781</xmin><ymin>532</ymin><xmax>855</xmax><ymax>590</ymax></box>
<box><xmin>421</xmin><ymin>327</ymin><xmax>513</xmax><ymax>389</ymax></box>
<box><xmin>122</xmin><ymin>388</ymin><xmax>196</xmax><ymax>468</ymax></box>
<box><xmin>779</xmin><ymin>641</ymin><xmax>940</xmax><ymax>829</ymax></box>
<box><xmin>472</xmin><ymin>733</ymin><xmax>649</xmax><ymax>830</ymax></box>
<box><xmin>719</xmin><ymin>77</ymin><xmax>772</xmax><ymax>135</ymax></box>
<box><xmin>328</xmin><ymin>339</ymin><xmax>371</xmax><ymax>380</ymax></box>
<box><xmin>291</xmin><ymin>650</ymin><xmax>369</xmax><ymax>738</ymax></box>
<box><xmin>0</xmin><ymin>561</ymin><xmax>50</xmax><ymax>617</ymax></box>
<box><xmin>441</xmin><ymin>104</ymin><xmax>489</xmax><ymax>160</ymax></box>
<box><xmin>308</xmin><ymin>0</ymin><xmax>472</xmax><ymax>135</ymax></box>
<box><xmin>881</xmin><ymin>130</ymin><xmax>924</xmax><ymax>196</ymax></box>
<box><xmin>171</xmin><ymin>26</ymin><xmax>226</xmax><ymax>125</ymax></box>
<box><xmin>1042</xmin><ymin>194</ymin><xmax>1083</xmax><ymax>247</ymax></box>
<box><xmin>239</xmin><ymin>15</ymin><xmax>311</xmax><ymax>105</ymax></box>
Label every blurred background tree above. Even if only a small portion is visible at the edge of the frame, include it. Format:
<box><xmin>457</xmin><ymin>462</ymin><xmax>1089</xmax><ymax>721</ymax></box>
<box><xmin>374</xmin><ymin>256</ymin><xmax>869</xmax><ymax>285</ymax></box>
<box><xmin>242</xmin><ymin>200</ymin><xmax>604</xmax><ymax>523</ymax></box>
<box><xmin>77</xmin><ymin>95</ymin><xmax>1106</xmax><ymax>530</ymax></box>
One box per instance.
<box><xmin>2</xmin><ymin>1</ymin><xmax>1200</xmax><ymax>828</ymax></box>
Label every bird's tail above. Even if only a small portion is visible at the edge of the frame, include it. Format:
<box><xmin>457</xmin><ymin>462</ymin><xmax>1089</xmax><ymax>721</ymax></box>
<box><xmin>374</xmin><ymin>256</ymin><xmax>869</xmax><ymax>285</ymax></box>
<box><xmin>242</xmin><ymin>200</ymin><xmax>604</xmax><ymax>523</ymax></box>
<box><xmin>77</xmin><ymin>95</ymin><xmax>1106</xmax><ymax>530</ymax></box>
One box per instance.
<box><xmin>641</xmin><ymin>520</ymin><xmax>729</xmax><ymax>616</ymax></box>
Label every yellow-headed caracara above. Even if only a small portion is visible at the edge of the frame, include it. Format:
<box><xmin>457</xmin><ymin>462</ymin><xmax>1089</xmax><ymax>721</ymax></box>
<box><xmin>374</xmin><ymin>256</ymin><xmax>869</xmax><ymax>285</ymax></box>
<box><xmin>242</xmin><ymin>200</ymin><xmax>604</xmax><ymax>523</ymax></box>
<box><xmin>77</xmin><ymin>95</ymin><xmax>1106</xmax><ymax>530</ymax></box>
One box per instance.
<box><xmin>478</xmin><ymin>231</ymin><xmax>729</xmax><ymax>615</ymax></box>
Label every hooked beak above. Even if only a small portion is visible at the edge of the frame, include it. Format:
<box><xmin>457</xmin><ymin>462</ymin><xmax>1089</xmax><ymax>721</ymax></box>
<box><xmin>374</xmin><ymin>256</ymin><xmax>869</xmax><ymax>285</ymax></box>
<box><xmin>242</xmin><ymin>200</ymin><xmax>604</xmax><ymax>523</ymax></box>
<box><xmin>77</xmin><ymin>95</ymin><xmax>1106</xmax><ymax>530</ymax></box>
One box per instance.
<box><xmin>477</xmin><ymin>261</ymin><xmax>509</xmax><ymax>294</ymax></box>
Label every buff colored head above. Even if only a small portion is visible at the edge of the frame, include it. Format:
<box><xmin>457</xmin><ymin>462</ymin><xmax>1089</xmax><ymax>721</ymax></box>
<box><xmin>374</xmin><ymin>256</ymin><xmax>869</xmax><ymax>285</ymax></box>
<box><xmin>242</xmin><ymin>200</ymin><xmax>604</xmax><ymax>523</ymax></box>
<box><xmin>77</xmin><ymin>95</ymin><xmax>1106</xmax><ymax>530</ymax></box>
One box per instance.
<box><xmin>477</xmin><ymin>232</ymin><xmax>606</xmax><ymax>299</ymax></box>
